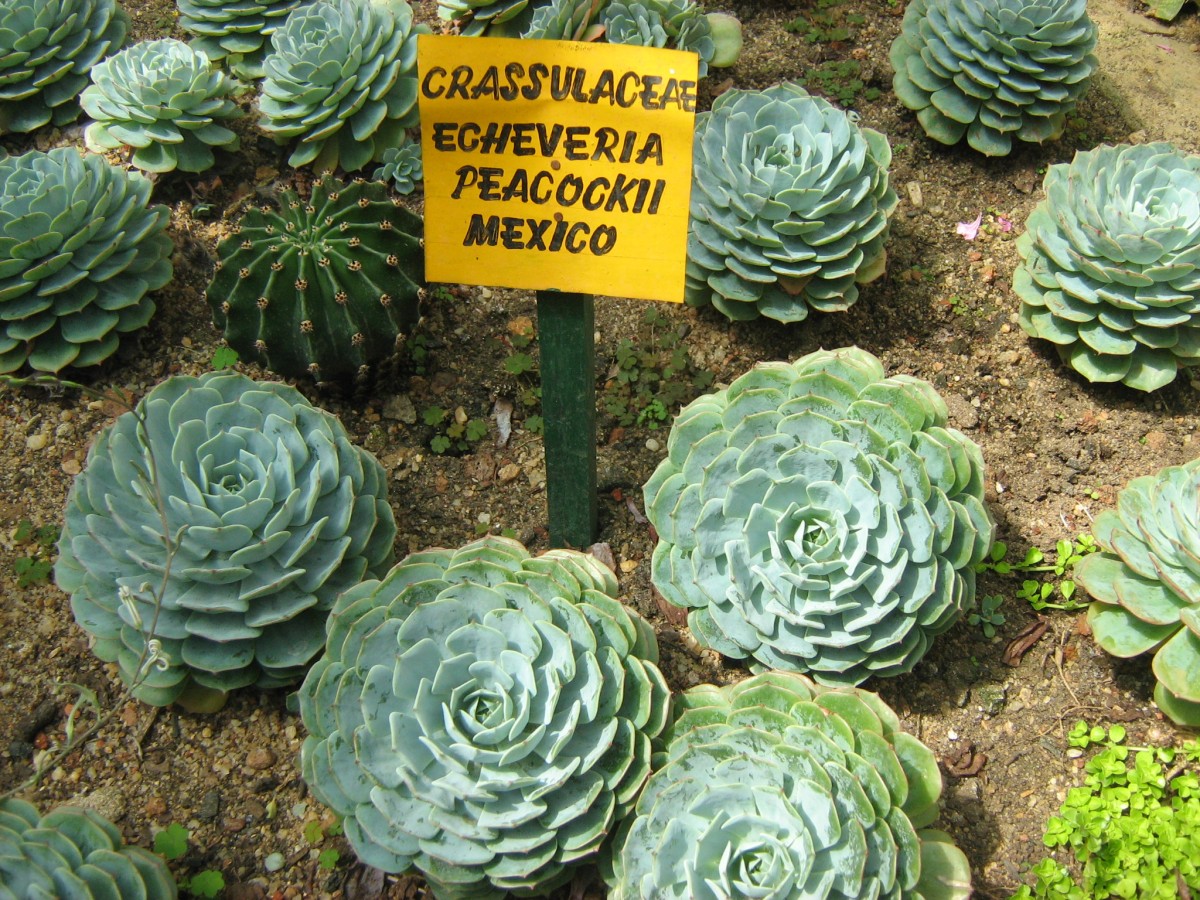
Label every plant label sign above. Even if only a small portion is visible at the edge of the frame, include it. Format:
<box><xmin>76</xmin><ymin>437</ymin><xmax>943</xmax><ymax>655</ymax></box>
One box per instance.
<box><xmin>418</xmin><ymin>35</ymin><xmax>697</xmax><ymax>303</ymax></box>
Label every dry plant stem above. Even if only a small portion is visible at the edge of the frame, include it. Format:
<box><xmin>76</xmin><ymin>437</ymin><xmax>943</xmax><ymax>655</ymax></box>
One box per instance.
<box><xmin>0</xmin><ymin>374</ymin><xmax>184</xmax><ymax>799</ymax></box>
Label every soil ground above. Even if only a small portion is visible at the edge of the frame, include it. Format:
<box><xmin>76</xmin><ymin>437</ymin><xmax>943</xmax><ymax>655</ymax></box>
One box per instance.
<box><xmin>2</xmin><ymin>1</ymin><xmax>1200</xmax><ymax>898</ymax></box>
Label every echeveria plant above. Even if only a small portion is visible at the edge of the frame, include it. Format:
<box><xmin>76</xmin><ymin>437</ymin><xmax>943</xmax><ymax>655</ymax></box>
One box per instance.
<box><xmin>374</xmin><ymin>139</ymin><xmax>423</xmax><ymax>195</ymax></box>
<box><xmin>1076</xmin><ymin>457</ymin><xmax>1200</xmax><ymax>726</ymax></box>
<box><xmin>606</xmin><ymin>672</ymin><xmax>972</xmax><ymax>899</ymax></box>
<box><xmin>0</xmin><ymin>0</ymin><xmax>127</xmax><ymax>134</ymax></box>
<box><xmin>644</xmin><ymin>347</ymin><xmax>994</xmax><ymax>686</ymax></box>
<box><xmin>207</xmin><ymin>175</ymin><xmax>424</xmax><ymax>387</ymax></box>
<box><xmin>1016</xmin><ymin>142</ymin><xmax>1200</xmax><ymax>391</ymax></box>
<box><xmin>81</xmin><ymin>39</ymin><xmax>243</xmax><ymax>174</ymax></box>
<box><xmin>0</xmin><ymin>798</ymin><xmax>178</xmax><ymax>897</ymax></box>
<box><xmin>890</xmin><ymin>0</ymin><xmax>1097</xmax><ymax>156</ymax></box>
<box><xmin>686</xmin><ymin>83</ymin><xmax>897</xmax><ymax>323</ymax></box>
<box><xmin>259</xmin><ymin>0</ymin><xmax>426</xmax><ymax>172</ymax></box>
<box><xmin>56</xmin><ymin>372</ymin><xmax>396</xmax><ymax>711</ymax></box>
<box><xmin>178</xmin><ymin>0</ymin><xmax>311</xmax><ymax>80</ymax></box>
<box><xmin>601</xmin><ymin>1</ymin><xmax>716</xmax><ymax>76</ymax></box>
<box><xmin>0</xmin><ymin>148</ymin><xmax>173</xmax><ymax>374</ymax></box>
<box><xmin>299</xmin><ymin>536</ymin><xmax>670</xmax><ymax>898</ymax></box>
<box><xmin>439</xmin><ymin>0</ymin><xmax>543</xmax><ymax>35</ymax></box>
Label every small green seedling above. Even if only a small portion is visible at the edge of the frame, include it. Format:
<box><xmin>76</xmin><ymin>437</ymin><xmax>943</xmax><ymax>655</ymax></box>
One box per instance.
<box><xmin>184</xmin><ymin>870</ymin><xmax>226</xmax><ymax>898</ymax></box>
<box><xmin>13</xmin><ymin>518</ymin><xmax>60</xmax><ymax>587</ymax></box>
<box><xmin>976</xmin><ymin>535</ymin><xmax>1096</xmax><ymax>611</ymax></box>
<box><xmin>1014</xmin><ymin>722</ymin><xmax>1200</xmax><ymax>899</ymax></box>
<box><xmin>154</xmin><ymin>823</ymin><xmax>190</xmax><ymax>860</ymax></box>
<box><xmin>967</xmin><ymin>595</ymin><xmax>1005</xmax><ymax>638</ymax></box>
<box><xmin>210</xmin><ymin>347</ymin><xmax>238</xmax><ymax>370</ymax></box>
<box><xmin>422</xmin><ymin>406</ymin><xmax>490</xmax><ymax>454</ymax></box>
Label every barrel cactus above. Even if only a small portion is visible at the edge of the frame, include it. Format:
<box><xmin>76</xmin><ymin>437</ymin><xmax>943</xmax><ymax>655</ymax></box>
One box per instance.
<box><xmin>0</xmin><ymin>0</ymin><xmax>127</xmax><ymax>134</ymax></box>
<box><xmin>207</xmin><ymin>175</ymin><xmax>423</xmax><ymax>387</ymax></box>
<box><xmin>55</xmin><ymin>371</ymin><xmax>397</xmax><ymax>711</ymax></box>
<box><xmin>606</xmin><ymin>672</ymin><xmax>972</xmax><ymax>899</ymax></box>
<box><xmin>890</xmin><ymin>0</ymin><xmax>1097</xmax><ymax>156</ymax></box>
<box><xmin>374</xmin><ymin>139</ymin><xmax>423</xmax><ymax>195</ymax></box>
<box><xmin>299</xmin><ymin>536</ymin><xmax>671</xmax><ymax>898</ymax></box>
<box><xmin>1076</xmin><ymin>457</ymin><xmax>1200</xmax><ymax>727</ymax></box>
<box><xmin>0</xmin><ymin>798</ymin><xmax>177</xmax><ymax>898</ymax></box>
<box><xmin>643</xmin><ymin>347</ymin><xmax>994</xmax><ymax>686</ymax></box>
<box><xmin>686</xmin><ymin>83</ymin><xmax>897</xmax><ymax>323</ymax></box>
<box><xmin>0</xmin><ymin>148</ymin><xmax>173</xmax><ymax>374</ymax></box>
<box><xmin>81</xmin><ymin>39</ymin><xmax>243</xmax><ymax>174</ymax></box>
<box><xmin>259</xmin><ymin>0</ymin><xmax>426</xmax><ymax>172</ymax></box>
<box><xmin>1016</xmin><ymin>142</ymin><xmax>1200</xmax><ymax>392</ymax></box>
<box><xmin>178</xmin><ymin>0</ymin><xmax>310</xmax><ymax>80</ymax></box>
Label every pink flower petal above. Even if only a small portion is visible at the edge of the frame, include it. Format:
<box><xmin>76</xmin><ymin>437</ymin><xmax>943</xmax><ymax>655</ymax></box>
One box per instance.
<box><xmin>996</xmin><ymin>215</ymin><xmax>1013</xmax><ymax>233</ymax></box>
<box><xmin>957</xmin><ymin>212</ymin><xmax>983</xmax><ymax>240</ymax></box>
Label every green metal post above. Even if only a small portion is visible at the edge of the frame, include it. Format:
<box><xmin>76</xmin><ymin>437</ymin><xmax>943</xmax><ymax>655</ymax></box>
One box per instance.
<box><xmin>536</xmin><ymin>290</ymin><xmax>597</xmax><ymax>548</ymax></box>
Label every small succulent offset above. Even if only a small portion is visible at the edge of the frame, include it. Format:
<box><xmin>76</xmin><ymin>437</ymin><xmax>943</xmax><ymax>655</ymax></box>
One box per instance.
<box><xmin>374</xmin><ymin>139</ymin><xmax>423</xmax><ymax>195</ymax></box>
<box><xmin>890</xmin><ymin>0</ymin><xmax>1097</xmax><ymax>156</ymax></box>
<box><xmin>259</xmin><ymin>0</ymin><xmax>427</xmax><ymax>172</ymax></box>
<box><xmin>687</xmin><ymin>83</ymin><xmax>898</xmax><ymax>323</ymax></box>
<box><xmin>0</xmin><ymin>798</ymin><xmax>178</xmax><ymax>897</ymax></box>
<box><xmin>644</xmin><ymin>347</ymin><xmax>994</xmax><ymax>686</ymax></box>
<box><xmin>55</xmin><ymin>372</ymin><xmax>397</xmax><ymax>711</ymax></box>
<box><xmin>439</xmin><ymin>0</ymin><xmax>545</xmax><ymax>36</ymax></box>
<box><xmin>299</xmin><ymin>536</ymin><xmax>670</xmax><ymax>898</ymax></box>
<box><xmin>81</xmin><ymin>39</ymin><xmax>243</xmax><ymax>174</ymax></box>
<box><xmin>207</xmin><ymin>175</ymin><xmax>424</xmax><ymax>387</ymax></box>
<box><xmin>1016</xmin><ymin>143</ymin><xmax>1200</xmax><ymax>391</ymax></box>
<box><xmin>178</xmin><ymin>0</ymin><xmax>311</xmax><ymax>80</ymax></box>
<box><xmin>0</xmin><ymin>0</ymin><xmax>127</xmax><ymax>134</ymax></box>
<box><xmin>602</xmin><ymin>1</ymin><xmax>716</xmax><ymax>77</ymax></box>
<box><xmin>0</xmin><ymin>148</ymin><xmax>173</xmax><ymax>374</ymax></box>
<box><xmin>1075</xmin><ymin>457</ymin><xmax>1200</xmax><ymax>727</ymax></box>
<box><xmin>606</xmin><ymin>672</ymin><xmax>972</xmax><ymax>899</ymax></box>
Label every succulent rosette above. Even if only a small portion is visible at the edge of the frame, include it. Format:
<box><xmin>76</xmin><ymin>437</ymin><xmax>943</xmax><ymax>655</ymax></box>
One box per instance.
<box><xmin>298</xmin><ymin>536</ymin><xmax>670</xmax><ymax>898</ymax></box>
<box><xmin>81</xmin><ymin>39</ymin><xmax>243</xmax><ymax>174</ymax></box>
<box><xmin>890</xmin><ymin>0</ymin><xmax>1097</xmax><ymax>156</ymax></box>
<box><xmin>439</xmin><ymin>0</ymin><xmax>543</xmax><ymax>36</ymax></box>
<box><xmin>644</xmin><ymin>347</ymin><xmax>994</xmax><ymax>686</ymax></box>
<box><xmin>1076</xmin><ymin>457</ymin><xmax>1200</xmax><ymax>726</ymax></box>
<box><xmin>259</xmin><ymin>0</ymin><xmax>426</xmax><ymax>172</ymax></box>
<box><xmin>0</xmin><ymin>0</ymin><xmax>128</xmax><ymax>134</ymax></box>
<box><xmin>374</xmin><ymin>139</ymin><xmax>423</xmax><ymax>195</ymax></box>
<box><xmin>522</xmin><ymin>0</ymin><xmax>605</xmax><ymax>40</ymax></box>
<box><xmin>0</xmin><ymin>798</ymin><xmax>178</xmax><ymax>897</ymax></box>
<box><xmin>687</xmin><ymin>83</ymin><xmax>898</xmax><ymax>323</ymax></box>
<box><xmin>0</xmin><ymin>148</ymin><xmax>173</xmax><ymax>374</ymax></box>
<box><xmin>178</xmin><ymin>0</ymin><xmax>311</xmax><ymax>80</ymax></box>
<box><xmin>55</xmin><ymin>371</ymin><xmax>397</xmax><ymax>711</ymax></box>
<box><xmin>606</xmin><ymin>672</ymin><xmax>972</xmax><ymax>899</ymax></box>
<box><xmin>602</xmin><ymin>1</ymin><xmax>716</xmax><ymax>76</ymax></box>
<box><xmin>1016</xmin><ymin>142</ymin><xmax>1200</xmax><ymax>392</ymax></box>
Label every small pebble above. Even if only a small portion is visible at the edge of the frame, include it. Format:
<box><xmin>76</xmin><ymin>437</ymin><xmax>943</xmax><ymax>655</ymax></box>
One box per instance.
<box><xmin>145</xmin><ymin>797</ymin><xmax>167</xmax><ymax>817</ymax></box>
<box><xmin>498</xmin><ymin>463</ymin><xmax>521</xmax><ymax>483</ymax></box>
<box><xmin>645</xmin><ymin>438</ymin><xmax>661</xmax><ymax>452</ymax></box>
<box><xmin>246</xmin><ymin>748</ymin><xmax>276</xmax><ymax>770</ymax></box>
<box><xmin>264</xmin><ymin>852</ymin><xmax>285</xmax><ymax>872</ymax></box>
<box><xmin>62</xmin><ymin>459</ymin><xmax>82</xmax><ymax>475</ymax></box>
<box><xmin>619</xmin><ymin>560</ymin><xmax>638</xmax><ymax>574</ymax></box>
<box><xmin>25</xmin><ymin>432</ymin><xmax>48</xmax><ymax>451</ymax></box>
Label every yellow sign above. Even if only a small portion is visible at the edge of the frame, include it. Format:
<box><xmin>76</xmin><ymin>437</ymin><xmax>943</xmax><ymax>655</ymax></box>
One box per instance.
<box><xmin>418</xmin><ymin>35</ymin><xmax>696</xmax><ymax>303</ymax></box>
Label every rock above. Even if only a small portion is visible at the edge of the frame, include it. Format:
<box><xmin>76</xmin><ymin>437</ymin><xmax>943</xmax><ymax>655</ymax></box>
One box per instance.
<box><xmin>382</xmin><ymin>395</ymin><xmax>417</xmax><ymax>424</ymax></box>
<box><xmin>977</xmin><ymin>685</ymin><xmax>1008</xmax><ymax>716</ymax></box>
<box><xmin>498</xmin><ymin>463</ymin><xmax>521</xmax><ymax>483</ymax></box>
<box><xmin>246</xmin><ymin>748</ymin><xmax>276</xmax><ymax>770</ymax></box>
<box><xmin>25</xmin><ymin>432</ymin><xmax>48</xmax><ymax>451</ymax></box>
<box><xmin>71</xmin><ymin>785</ymin><xmax>126</xmax><ymax>823</ymax></box>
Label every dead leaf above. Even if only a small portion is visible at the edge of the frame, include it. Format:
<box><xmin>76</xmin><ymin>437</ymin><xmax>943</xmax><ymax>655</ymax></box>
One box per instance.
<box><xmin>588</xmin><ymin>542</ymin><xmax>616</xmax><ymax>572</ymax></box>
<box><xmin>945</xmin><ymin>743</ymin><xmax>988</xmax><ymax>777</ymax></box>
<box><xmin>651</xmin><ymin>584</ymin><xmax>689</xmax><ymax>628</ymax></box>
<box><xmin>1075</xmin><ymin>614</ymin><xmax>1092</xmax><ymax>636</ymax></box>
<box><xmin>777</xmin><ymin>274</ymin><xmax>812</xmax><ymax>296</ymax></box>
<box><xmin>492</xmin><ymin>398</ymin><xmax>513</xmax><ymax>448</ymax></box>
<box><xmin>1003</xmin><ymin>617</ymin><xmax>1049</xmax><ymax>666</ymax></box>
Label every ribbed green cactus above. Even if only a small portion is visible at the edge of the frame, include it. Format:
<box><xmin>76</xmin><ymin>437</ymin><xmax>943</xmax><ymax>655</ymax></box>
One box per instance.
<box><xmin>207</xmin><ymin>175</ymin><xmax>424</xmax><ymax>387</ymax></box>
<box><xmin>0</xmin><ymin>148</ymin><xmax>173</xmax><ymax>374</ymax></box>
<box><xmin>890</xmin><ymin>0</ymin><xmax>1098</xmax><ymax>156</ymax></box>
<box><xmin>0</xmin><ymin>798</ymin><xmax>178</xmax><ymax>898</ymax></box>
<box><xmin>0</xmin><ymin>0</ymin><xmax>127</xmax><ymax>134</ymax></box>
<box><xmin>258</xmin><ymin>0</ymin><xmax>426</xmax><ymax>172</ymax></box>
<box><xmin>81</xmin><ymin>39</ymin><xmax>243</xmax><ymax>174</ymax></box>
<box><xmin>178</xmin><ymin>0</ymin><xmax>311</xmax><ymax>80</ymax></box>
